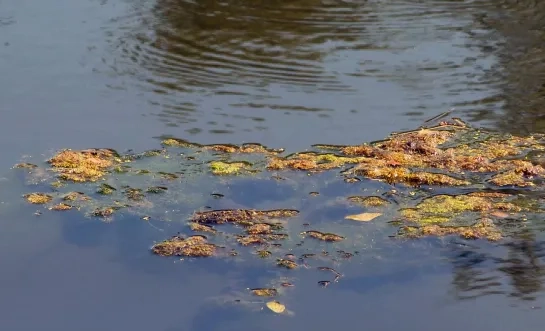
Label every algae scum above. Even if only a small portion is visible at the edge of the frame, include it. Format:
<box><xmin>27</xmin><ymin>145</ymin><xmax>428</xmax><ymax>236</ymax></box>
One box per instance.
<box><xmin>12</xmin><ymin>118</ymin><xmax>545</xmax><ymax>313</ymax></box>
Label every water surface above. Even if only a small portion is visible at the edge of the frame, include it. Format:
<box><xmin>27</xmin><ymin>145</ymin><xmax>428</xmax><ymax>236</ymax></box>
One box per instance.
<box><xmin>3</xmin><ymin>0</ymin><xmax>545</xmax><ymax>330</ymax></box>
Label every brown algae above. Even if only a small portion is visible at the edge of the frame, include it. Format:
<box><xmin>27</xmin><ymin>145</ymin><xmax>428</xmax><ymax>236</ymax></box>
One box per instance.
<box><xmin>302</xmin><ymin>230</ymin><xmax>344</xmax><ymax>242</ymax></box>
<box><xmin>250</xmin><ymin>288</ymin><xmax>278</xmax><ymax>297</ymax></box>
<box><xmin>152</xmin><ymin>235</ymin><xmax>218</xmax><ymax>257</ymax></box>
<box><xmin>189</xmin><ymin>223</ymin><xmax>217</xmax><ymax>234</ymax></box>
<box><xmin>191</xmin><ymin>209</ymin><xmax>299</xmax><ymax>225</ymax></box>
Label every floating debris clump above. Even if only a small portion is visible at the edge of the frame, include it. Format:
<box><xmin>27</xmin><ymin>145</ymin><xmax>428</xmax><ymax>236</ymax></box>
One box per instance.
<box><xmin>24</xmin><ymin>193</ymin><xmax>53</xmax><ymax>204</ymax></box>
<box><xmin>152</xmin><ymin>235</ymin><xmax>218</xmax><ymax>257</ymax></box>
<box><xmin>48</xmin><ymin>148</ymin><xmax>118</xmax><ymax>182</ymax></box>
<box><xmin>12</xmin><ymin>117</ymin><xmax>545</xmax><ymax>314</ymax></box>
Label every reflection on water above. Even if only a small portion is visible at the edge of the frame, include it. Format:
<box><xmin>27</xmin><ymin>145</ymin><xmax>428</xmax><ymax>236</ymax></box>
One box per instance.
<box><xmin>450</xmin><ymin>236</ymin><xmax>545</xmax><ymax>302</ymax></box>
<box><xmin>471</xmin><ymin>0</ymin><xmax>545</xmax><ymax>136</ymax></box>
<box><xmin>100</xmin><ymin>0</ymin><xmax>545</xmax><ymax>143</ymax></box>
<box><xmin>104</xmin><ymin>0</ymin><xmax>501</xmax><ymax>140</ymax></box>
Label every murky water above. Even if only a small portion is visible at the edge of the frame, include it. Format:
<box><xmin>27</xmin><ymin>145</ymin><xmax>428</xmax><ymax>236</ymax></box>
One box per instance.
<box><xmin>3</xmin><ymin>0</ymin><xmax>545</xmax><ymax>330</ymax></box>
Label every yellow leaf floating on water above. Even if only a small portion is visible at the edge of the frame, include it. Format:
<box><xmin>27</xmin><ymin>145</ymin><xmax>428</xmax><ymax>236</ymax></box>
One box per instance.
<box><xmin>266</xmin><ymin>300</ymin><xmax>286</xmax><ymax>314</ymax></box>
<box><xmin>345</xmin><ymin>212</ymin><xmax>382</xmax><ymax>222</ymax></box>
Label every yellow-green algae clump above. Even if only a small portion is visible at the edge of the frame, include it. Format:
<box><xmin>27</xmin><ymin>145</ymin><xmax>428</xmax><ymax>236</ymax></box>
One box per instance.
<box><xmin>209</xmin><ymin>161</ymin><xmax>252</xmax><ymax>175</ymax></box>
<box><xmin>266</xmin><ymin>124</ymin><xmax>545</xmax><ymax>187</ymax></box>
<box><xmin>400</xmin><ymin>218</ymin><xmax>502</xmax><ymax>241</ymax></box>
<box><xmin>347</xmin><ymin>196</ymin><xmax>389</xmax><ymax>207</ymax></box>
<box><xmin>48</xmin><ymin>148</ymin><xmax>118</xmax><ymax>182</ymax></box>
<box><xmin>152</xmin><ymin>235</ymin><xmax>218</xmax><ymax>257</ymax></box>
<box><xmin>400</xmin><ymin>194</ymin><xmax>522</xmax><ymax>224</ymax></box>
<box><xmin>24</xmin><ymin>193</ymin><xmax>53</xmax><ymax>204</ymax></box>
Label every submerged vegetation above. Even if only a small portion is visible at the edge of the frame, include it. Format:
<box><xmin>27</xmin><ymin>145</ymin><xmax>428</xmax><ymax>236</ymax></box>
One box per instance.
<box><xmin>11</xmin><ymin>118</ymin><xmax>545</xmax><ymax>312</ymax></box>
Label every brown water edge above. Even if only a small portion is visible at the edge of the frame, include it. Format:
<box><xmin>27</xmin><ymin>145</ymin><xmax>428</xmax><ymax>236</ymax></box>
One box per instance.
<box><xmin>9</xmin><ymin>117</ymin><xmax>545</xmax><ymax>314</ymax></box>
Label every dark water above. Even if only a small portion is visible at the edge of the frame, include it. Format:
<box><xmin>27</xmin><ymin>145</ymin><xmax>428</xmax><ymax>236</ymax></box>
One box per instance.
<box><xmin>3</xmin><ymin>0</ymin><xmax>545</xmax><ymax>330</ymax></box>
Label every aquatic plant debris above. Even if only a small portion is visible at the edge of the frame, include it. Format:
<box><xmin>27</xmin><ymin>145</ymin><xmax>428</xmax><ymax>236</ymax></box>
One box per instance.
<box><xmin>12</xmin><ymin>117</ymin><xmax>545</xmax><ymax>313</ymax></box>
<box><xmin>266</xmin><ymin>300</ymin><xmax>286</xmax><ymax>314</ymax></box>
<box><xmin>345</xmin><ymin>213</ymin><xmax>382</xmax><ymax>222</ymax></box>
<box><xmin>152</xmin><ymin>235</ymin><xmax>219</xmax><ymax>257</ymax></box>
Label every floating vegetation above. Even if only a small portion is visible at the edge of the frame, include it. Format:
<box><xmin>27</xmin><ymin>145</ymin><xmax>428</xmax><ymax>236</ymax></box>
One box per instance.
<box><xmin>191</xmin><ymin>209</ymin><xmax>299</xmax><ymax>225</ymax></box>
<box><xmin>399</xmin><ymin>218</ymin><xmax>502</xmax><ymax>241</ymax></box>
<box><xmin>277</xmin><ymin>259</ymin><xmax>298</xmax><ymax>269</ymax></box>
<box><xmin>345</xmin><ymin>212</ymin><xmax>382</xmax><ymax>222</ymax></box>
<box><xmin>209</xmin><ymin>161</ymin><xmax>252</xmax><ymax>175</ymax></box>
<box><xmin>250</xmin><ymin>288</ymin><xmax>278</xmax><ymax>297</ymax></box>
<box><xmin>257</xmin><ymin>250</ymin><xmax>272</xmax><ymax>258</ymax></box>
<box><xmin>157</xmin><ymin>172</ymin><xmax>178</xmax><ymax>180</ymax></box>
<box><xmin>399</xmin><ymin>194</ymin><xmax>523</xmax><ymax>225</ymax></box>
<box><xmin>97</xmin><ymin>183</ymin><xmax>116</xmax><ymax>195</ymax></box>
<box><xmin>189</xmin><ymin>223</ymin><xmax>217</xmax><ymax>234</ymax></box>
<box><xmin>92</xmin><ymin>207</ymin><xmax>117</xmax><ymax>218</ymax></box>
<box><xmin>152</xmin><ymin>235</ymin><xmax>218</xmax><ymax>257</ymax></box>
<box><xmin>124</xmin><ymin>188</ymin><xmax>144</xmax><ymax>201</ymax></box>
<box><xmin>62</xmin><ymin>191</ymin><xmax>89</xmax><ymax>202</ymax></box>
<box><xmin>13</xmin><ymin>162</ymin><xmax>38</xmax><ymax>169</ymax></box>
<box><xmin>246</xmin><ymin>223</ymin><xmax>273</xmax><ymax>235</ymax></box>
<box><xmin>24</xmin><ymin>193</ymin><xmax>52</xmax><ymax>204</ymax></box>
<box><xmin>13</xmin><ymin>117</ymin><xmax>545</xmax><ymax>314</ymax></box>
<box><xmin>347</xmin><ymin>196</ymin><xmax>389</xmax><ymax>207</ymax></box>
<box><xmin>302</xmin><ymin>230</ymin><xmax>344</xmax><ymax>242</ymax></box>
<box><xmin>49</xmin><ymin>203</ymin><xmax>73</xmax><ymax>211</ymax></box>
<box><xmin>48</xmin><ymin>148</ymin><xmax>118</xmax><ymax>182</ymax></box>
<box><xmin>146</xmin><ymin>186</ymin><xmax>168</xmax><ymax>194</ymax></box>
<box><xmin>265</xmin><ymin>301</ymin><xmax>286</xmax><ymax>314</ymax></box>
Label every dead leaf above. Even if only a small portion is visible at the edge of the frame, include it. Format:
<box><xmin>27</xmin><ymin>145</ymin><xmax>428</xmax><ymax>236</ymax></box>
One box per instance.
<box><xmin>490</xmin><ymin>211</ymin><xmax>509</xmax><ymax>218</ymax></box>
<box><xmin>266</xmin><ymin>300</ymin><xmax>286</xmax><ymax>314</ymax></box>
<box><xmin>345</xmin><ymin>212</ymin><xmax>382</xmax><ymax>222</ymax></box>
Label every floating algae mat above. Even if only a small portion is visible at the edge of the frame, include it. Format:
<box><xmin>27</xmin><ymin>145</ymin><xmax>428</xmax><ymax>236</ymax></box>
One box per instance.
<box><xmin>11</xmin><ymin>118</ymin><xmax>545</xmax><ymax>312</ymax></box>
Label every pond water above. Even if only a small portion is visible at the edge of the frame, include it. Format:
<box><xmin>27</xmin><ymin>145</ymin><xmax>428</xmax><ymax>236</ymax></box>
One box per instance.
<box><xmin>3</xmin><ymin>0</ymin><xmax>545</xmax><ymax>330</ymax></box>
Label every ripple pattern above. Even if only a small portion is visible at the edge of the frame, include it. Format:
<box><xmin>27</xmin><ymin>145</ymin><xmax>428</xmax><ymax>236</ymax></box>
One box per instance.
<box><xmin>98</xmin><ymin>0</ymin><xmax>545</xmax><ymax>142</ymax></box>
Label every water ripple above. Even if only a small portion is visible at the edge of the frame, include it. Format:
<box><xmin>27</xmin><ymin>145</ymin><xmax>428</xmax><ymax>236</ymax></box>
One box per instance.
<box><xmin>99</xmin><ymin>0</ymin><xmax>544</xmax><ymax>141</ymax></box>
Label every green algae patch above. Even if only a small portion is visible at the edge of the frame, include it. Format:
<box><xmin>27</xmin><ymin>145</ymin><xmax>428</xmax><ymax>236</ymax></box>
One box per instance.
<box><xmin>209</xmin><ymin>161</ymin><xmax>252</xmax><ymax>175</ymax></box>
<box><xmin>152</xmin><ymin>235</ymin><xmax>218</xmax><ymax>257</ymax></box>
<box><xmin>161</xmin><ymin>138</ymin><xmax>196</xmax><ymax>148</ymax></box>
<box><xmin>399</xmin><ymin>218</ymin><xmax>502</xmax><ymax>241</ymax></box>
<box><xmin>347</xmin><ymin>196</ymin><xmax>389</xmax><ymax>207</ymax></box>
<box><xmin>24</xmin><ymin>193</ymin><xmax>53</xmax><ymax>204</ymax></box>
<box><xmin>400</xmin><ymin>194</ymin><xmax>524</xmax><ymax>225</ymax></box>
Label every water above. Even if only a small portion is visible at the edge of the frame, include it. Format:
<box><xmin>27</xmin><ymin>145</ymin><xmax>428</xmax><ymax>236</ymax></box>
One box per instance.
<box><xmin>3</xmin><ymin>0</ymin><xmax>545</xmax><ymax>330</ymax></box>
